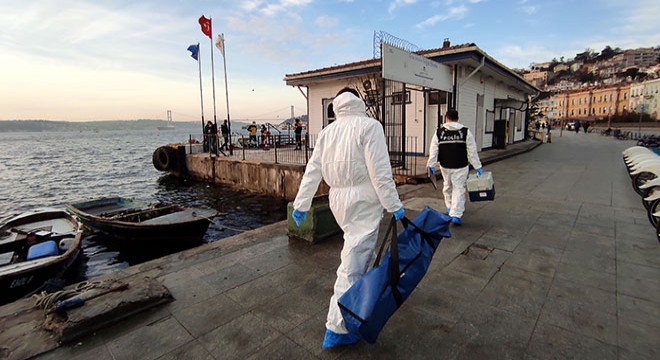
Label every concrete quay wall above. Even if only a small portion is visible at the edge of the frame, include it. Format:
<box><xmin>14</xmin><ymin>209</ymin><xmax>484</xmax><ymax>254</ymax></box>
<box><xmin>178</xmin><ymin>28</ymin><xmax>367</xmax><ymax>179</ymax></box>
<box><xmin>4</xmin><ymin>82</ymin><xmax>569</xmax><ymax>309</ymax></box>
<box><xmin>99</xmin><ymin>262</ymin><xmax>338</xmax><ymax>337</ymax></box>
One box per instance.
<box><xmin>185</xmin><ymin>154</ymin><xmax>329</xmax><ymax>201</ymax></box>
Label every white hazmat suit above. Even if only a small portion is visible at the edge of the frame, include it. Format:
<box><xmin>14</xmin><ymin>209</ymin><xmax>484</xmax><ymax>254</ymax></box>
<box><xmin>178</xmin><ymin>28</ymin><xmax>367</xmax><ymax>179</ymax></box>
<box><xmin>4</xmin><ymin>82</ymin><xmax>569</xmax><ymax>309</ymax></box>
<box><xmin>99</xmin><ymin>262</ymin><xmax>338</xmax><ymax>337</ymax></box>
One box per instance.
<box><xmin>293</xmin><ymin>92</ymin><xmax>403</xmax><ymax>334</ymax></box>
<box><xmin>427</xmin><ymin>121</ymin><xmax>481</xmax><ymax>218</ymax></box>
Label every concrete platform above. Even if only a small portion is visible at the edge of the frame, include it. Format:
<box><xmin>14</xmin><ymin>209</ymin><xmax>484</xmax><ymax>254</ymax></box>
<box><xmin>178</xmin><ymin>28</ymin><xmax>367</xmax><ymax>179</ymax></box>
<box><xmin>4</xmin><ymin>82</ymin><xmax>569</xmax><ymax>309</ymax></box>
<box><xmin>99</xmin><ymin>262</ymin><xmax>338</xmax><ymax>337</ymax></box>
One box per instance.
<box><xmin>19</xmin><ymin>132</ymin><xmax>660</xmax><ymax>359</ymax></box>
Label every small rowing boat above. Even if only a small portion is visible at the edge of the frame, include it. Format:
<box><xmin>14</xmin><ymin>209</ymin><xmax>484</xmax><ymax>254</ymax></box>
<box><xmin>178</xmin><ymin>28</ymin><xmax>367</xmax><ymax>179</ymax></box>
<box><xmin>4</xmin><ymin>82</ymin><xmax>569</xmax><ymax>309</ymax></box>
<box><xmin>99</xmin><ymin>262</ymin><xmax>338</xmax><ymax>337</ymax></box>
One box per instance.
<box><xmin>65</xmin><ymin>197</ymin><xmax>216</xmax><ymax>243</ymax></box>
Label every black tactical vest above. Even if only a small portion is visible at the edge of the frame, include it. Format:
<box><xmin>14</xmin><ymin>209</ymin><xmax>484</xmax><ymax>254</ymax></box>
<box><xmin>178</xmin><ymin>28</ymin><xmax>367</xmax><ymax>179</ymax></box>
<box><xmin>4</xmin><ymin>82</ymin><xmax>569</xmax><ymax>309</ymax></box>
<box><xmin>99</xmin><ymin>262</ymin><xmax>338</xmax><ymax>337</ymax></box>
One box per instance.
<box><xmin>436</xmin><ymin>127</ymin><xmax>469</xmax><ymax>169</ymax></box>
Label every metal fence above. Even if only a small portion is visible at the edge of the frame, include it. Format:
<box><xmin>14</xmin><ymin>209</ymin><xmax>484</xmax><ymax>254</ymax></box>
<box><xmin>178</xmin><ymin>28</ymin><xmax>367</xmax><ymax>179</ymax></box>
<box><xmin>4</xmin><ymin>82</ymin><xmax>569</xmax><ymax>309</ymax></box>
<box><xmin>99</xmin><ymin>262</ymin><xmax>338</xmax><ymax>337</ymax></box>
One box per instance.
<box><xmin>197</xmin><ymin>133</ymin><xmax>420</xmax><ymax>176</ymax></box>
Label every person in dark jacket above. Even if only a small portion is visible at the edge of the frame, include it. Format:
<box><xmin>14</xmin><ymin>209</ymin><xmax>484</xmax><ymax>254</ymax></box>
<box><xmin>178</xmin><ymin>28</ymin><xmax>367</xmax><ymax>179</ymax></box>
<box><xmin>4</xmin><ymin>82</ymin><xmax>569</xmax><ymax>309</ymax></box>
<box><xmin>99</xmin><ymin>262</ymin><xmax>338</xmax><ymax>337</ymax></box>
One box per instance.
<box><xmin>426</xmin><ymin>109</ymin><xmax>483</xmax><ymax>225</ymax></box>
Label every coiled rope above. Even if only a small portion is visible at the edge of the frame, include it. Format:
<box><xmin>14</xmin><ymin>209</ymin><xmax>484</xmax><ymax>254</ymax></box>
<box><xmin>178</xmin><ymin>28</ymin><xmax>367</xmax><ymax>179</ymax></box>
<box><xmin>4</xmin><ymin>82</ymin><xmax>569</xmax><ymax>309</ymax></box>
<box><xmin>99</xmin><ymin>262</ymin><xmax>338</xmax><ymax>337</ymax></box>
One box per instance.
<box><xmin>33</xmin><ymin>280</ymin><xmax>104</xmax><ymax>312</ymax></box>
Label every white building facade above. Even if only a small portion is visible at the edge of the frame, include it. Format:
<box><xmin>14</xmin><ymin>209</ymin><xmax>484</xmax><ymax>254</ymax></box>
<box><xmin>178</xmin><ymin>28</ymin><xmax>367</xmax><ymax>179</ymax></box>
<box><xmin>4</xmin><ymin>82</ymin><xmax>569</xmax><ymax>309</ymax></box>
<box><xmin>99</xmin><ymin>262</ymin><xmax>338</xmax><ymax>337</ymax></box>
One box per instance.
<box><xmin>284</xmin><ymin>43</ymin><xmax>538</xmax><ymax>158</ymax></box>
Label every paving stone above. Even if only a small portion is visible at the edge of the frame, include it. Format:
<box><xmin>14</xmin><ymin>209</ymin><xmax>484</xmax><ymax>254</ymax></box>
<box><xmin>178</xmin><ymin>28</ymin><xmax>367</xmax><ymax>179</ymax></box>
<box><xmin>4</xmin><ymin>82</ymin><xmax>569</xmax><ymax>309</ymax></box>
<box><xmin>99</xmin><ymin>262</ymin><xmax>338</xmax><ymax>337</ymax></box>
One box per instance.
<box><xmin>565</xmin><ymin>231</ymin><xmax>615</xmax><ymax>260</ymax></box>
<box><xmin>616</xmin><ymin>239</ymin><xmax>660</xmax><ymax>268</ymax></box>
<box><xmin>35</xmin><ymin>339</ymin><xmax>112</xmax><ymax>360</ymax></box>
<box><xmin>453</xmin><ymin>305</ymin><xmax>536</xmax><ymax>360</ymax></box>
<box><xmin>553</xmin><ymin>261</ymin><xmax>616</xmax><ymax>292</ymax></box>
<box><xmin>501</xmin><ymin>251</ymin><xmax>558</xmax><ymax>278</ymax></box>
<box><xmin>200</xmin><ymin>262</ymin><xmax>262</xmax><ymax>294</ymax></box>
<box><xmin>524</xmin><ymin>224</ymin><xmax>570</xmax><ymax>250</ymax></box>
<box><xmin>404</xmin><ymin>286</ymin><xmax>473</xmax><ymax>325</ymax></box>
<box><xmin>617</xmin><ymin>261</ymin><xmax>660</xmax><ymax>302</ymax></box>
<box><xmin>617</xmin><ymin>318</ymin><xmax>660</xmax><ymax>360</ymax></box>
<box><xmin>535</xmin><ymin>213</ymin><xmax>579</xmax><ymax>228</ymax></box>
<box><xmin>560</xmin><ymin>251</ymin><xmax>616</xmax><ymax>274</ymax></box>
<box><xmin>617</xmin><ymin>293</ymin><xmax>660</xmax><ymax>328</ymax></box>
<box><xmin>572</xmin><ymin>220</ymin><xmax>616</xmax><ymax>238</ymax></box>
<box><xmin>513</xmin><ymin>242</ymin><xmax>563</xmax><ymax>263</ymax></box>
<box><xmin>225</xmin><ymin>263</ymin><xmax>323</xmax><ymax>310</ymax></box>
<box><xmin>421</xmin><ymin>268</ymin><xmax>490</xmax><ymax>299</ymax></box>
<box><xmin>616</xmin><ymin>222</ymin><xmax>656</xmax><ymax>241</ymax></box>
<box><xmin>288</xmin><ymin>310</ymin><xmax>347</xmax><ymax>360</ymax></box>
<box><xmin>546</xmin><ymin>278</ymin><xmax>616</xmax><ymax>315</ymax></box>
<box><xmin>241</xmin><ymin>246</ymin><xmax>301</xmax><ymax>274</ymax></box>
<box><xmin>246</xmin><ymin>336</ymin><xmax>316</xmax><ymax>360</ymax></box>
<box><xmin>538</xmin><ymin>298</ymin><xmax>617</xmax><ymax>345</ymax></box>
<box><xmin>106</xmin><ymin>316</ymin><xmax>194</xmax><ymax>360</ymax></box>
<box><xmin>198</xmin><ymin>312</ymin><xmax>282</xmax><ymax>360</ymax></box>
<box><xmin>474</xmin><ymin>230</ymin><xmax>523</xmax><ymax>252</ymax></box>
<box><xmin>155</xmin><ymin>340</ymin><xmax>214</xmax><ymax>360</ymax></box>
<box><xmin>251</xmin><ymin>272</ymin><xmax>333</xmax><ymax>333</ymax></box>
<box><xmin>476</xmin><ymin>268</ymin><xmax>550</xmax><ymax>319</ymax></box>
<box><xmin>158</xmin><ymin>267</ymin><xmax>221</xmax><ymax>312</ymax></box>
<box><xmin>172</xmin><ymin>293</ymin><xmax>245</xmax><ymax>338</ymax></box>
<box><xmin>525</xmin><ymin>322</ymin><xmax>617</xmax><ymax>360</ymax></box>
<box><xmin>445</xmin><ymin>247</ymin><xmax>510</xmax><ymax>281</ymax></box>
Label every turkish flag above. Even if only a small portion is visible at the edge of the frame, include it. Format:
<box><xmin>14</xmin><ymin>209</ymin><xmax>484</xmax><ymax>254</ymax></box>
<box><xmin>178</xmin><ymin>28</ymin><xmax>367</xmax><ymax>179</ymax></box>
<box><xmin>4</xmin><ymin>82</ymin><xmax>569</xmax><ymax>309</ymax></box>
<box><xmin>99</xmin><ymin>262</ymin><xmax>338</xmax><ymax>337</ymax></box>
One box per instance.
<box><xmin>198</xmin><ymin>15</ymin><xmax>212</xmax><ymax>39</ymax></box>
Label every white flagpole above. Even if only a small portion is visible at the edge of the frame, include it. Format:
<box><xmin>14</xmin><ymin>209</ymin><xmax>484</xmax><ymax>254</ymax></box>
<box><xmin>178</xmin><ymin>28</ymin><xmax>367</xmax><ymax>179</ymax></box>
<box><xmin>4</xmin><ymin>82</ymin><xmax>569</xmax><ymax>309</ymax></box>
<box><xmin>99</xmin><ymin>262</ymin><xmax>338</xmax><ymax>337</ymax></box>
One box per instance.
<box><xmin>220</xmin><ymin>33</ymin><xmax>232</xmax><ymax>155</ymax></box>
<box><xmin>209</xmin><ymin>18</ymin><xmax>219</xmax><ymax>155</ymax></box>
<box><xmin>197</xmin><ymin>43</ymin><xmax>205</xmax><ymax>135</ymax></box>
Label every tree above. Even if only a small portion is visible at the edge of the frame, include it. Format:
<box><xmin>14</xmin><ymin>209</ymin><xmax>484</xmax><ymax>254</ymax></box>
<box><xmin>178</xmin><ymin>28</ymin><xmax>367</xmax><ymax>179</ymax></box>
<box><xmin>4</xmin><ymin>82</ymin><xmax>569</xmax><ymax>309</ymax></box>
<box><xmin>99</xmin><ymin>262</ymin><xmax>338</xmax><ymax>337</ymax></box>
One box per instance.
<box><xmin>597</xmin><ymin>45</ymin><xmax>618</xmax><ymax>60</ymax></box>
<box><xmin>575</xmin><ymin>48</ymin><xmax>598</xmax><ymax>63</ymax></box>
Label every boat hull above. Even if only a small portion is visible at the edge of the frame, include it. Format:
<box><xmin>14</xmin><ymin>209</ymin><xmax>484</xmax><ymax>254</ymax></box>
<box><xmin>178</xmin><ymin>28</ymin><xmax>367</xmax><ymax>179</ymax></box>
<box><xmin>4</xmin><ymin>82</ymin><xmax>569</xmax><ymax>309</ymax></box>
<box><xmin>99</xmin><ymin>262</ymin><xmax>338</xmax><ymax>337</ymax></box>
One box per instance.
<box><xmin>0</xmin><ymin>210</ymin><xmax>83</xmax><ymax>304</ymax></box>
<box><xmin>65</xmin><ymin>197</ymin><xmax>215</xmax><ymax>243</ymax></box>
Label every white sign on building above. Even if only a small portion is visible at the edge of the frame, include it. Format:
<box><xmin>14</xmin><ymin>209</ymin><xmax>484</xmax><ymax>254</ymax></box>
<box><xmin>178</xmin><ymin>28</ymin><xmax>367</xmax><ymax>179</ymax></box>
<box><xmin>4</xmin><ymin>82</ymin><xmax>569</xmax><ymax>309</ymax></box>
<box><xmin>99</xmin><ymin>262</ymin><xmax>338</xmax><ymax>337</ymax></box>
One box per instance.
<box><xmin>382</xmin><ymin>42</ymin><xmax>453</xmax><ymax>92</ymax></box>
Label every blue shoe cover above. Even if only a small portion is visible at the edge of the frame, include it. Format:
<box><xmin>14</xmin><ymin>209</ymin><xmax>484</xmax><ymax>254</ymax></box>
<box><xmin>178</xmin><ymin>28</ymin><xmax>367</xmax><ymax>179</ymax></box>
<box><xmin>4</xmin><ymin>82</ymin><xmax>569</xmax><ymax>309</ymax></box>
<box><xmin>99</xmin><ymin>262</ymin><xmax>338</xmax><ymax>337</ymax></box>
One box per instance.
<box><xmin>451</xmin><ymin>216</ymin><xmax>462</xmax><ymax>225</ymax></box>
<box><xmin>322</xmin><ymin>329</ymin><xmax>360</xmax><ymax>348</ymax></box>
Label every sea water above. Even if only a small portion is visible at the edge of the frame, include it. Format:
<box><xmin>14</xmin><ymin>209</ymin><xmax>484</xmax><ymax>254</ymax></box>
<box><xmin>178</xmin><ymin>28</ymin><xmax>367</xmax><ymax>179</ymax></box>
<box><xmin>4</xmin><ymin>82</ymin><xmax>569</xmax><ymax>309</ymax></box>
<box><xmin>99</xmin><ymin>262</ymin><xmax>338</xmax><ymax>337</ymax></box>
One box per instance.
<box><xmin>0</xmin><ymin>127</ymin><xmax>287</xmax><ymax>281</ymax></box>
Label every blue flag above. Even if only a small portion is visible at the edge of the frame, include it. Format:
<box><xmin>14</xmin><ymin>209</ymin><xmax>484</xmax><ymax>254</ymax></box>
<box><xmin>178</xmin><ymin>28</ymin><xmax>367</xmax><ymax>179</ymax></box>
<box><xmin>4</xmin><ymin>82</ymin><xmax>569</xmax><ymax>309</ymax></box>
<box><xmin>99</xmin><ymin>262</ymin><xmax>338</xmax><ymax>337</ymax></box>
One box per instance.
<box><xmin>187</xmin><ymin>44</ymin><xmax>199</xmax><ymax>61</ymax></box>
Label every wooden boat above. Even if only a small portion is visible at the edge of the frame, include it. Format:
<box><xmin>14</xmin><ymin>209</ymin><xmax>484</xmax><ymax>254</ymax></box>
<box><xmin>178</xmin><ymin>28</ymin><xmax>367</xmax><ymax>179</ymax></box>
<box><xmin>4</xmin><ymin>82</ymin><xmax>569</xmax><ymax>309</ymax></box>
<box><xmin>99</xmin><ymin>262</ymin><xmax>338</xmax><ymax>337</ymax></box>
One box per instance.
<box><xmin>0</xmin><ymin>209</ymin><xmax>83</xmax><ymax>304</ymax></box>
<box><xmin>65</xmin><ymin>197</ymin><xmax>216</xmax><ymax>243</ymax></box>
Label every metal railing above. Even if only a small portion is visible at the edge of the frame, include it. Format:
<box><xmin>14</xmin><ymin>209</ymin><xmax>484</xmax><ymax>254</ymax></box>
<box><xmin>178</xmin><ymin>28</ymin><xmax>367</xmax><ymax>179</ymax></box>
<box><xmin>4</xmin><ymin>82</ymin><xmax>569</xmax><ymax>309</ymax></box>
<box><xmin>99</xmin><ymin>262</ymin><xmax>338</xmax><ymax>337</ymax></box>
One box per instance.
<box><xmin>193</xmin><ymin>133</ymin><xmax>419</xmax><ymax>177</ymax></box>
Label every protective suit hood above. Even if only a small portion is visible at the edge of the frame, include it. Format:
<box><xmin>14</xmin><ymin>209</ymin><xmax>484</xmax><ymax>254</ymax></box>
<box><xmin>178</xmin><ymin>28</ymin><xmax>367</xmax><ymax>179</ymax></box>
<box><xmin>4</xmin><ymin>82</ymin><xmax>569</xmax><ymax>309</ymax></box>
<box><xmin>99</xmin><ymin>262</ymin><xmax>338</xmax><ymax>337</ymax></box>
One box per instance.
<box><xmin>333</xmin><ymin>93</ymin><xmax>366</xmax><ymax>118</ymax></box>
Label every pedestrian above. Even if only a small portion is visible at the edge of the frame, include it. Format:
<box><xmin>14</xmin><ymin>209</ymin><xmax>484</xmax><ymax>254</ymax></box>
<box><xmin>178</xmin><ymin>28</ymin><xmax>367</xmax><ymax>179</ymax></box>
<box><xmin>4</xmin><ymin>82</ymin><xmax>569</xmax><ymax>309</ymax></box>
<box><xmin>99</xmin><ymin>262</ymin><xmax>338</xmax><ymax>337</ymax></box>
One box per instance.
<box><xmin>294</xmin><ymin>118</ymin><xmax>303</xmax><ymax>150</ymax></box>
<box><xmin>583</xmin><ymin>121</ymin><xmax>589</xmax><ymax>133</ymax></box>
<box><xmin>290</xmin><ymin>87</ymin><xmax>404</xmax><ymax>348</ymax></box>
<box><xmin>247</xmin><ymin>121</ymin><xmax>258</xmax><ymax>147</ymax></box>
<box><xmin>535</xmin><ymin>122</ymin><xmax>540</xmax><ymax>132</ymax></box>
<box><xmin>261</xmin><ymin>125</ymin><xmax>270</xmax><ymax>150</ymax></box>
<box><xmin>546</xmin><ymin>121</ymin><xmax>552</xmax><ymax>143</ymax></box>
<box><xmin>203</xmin><ymin>120</ymin><xmax>217</xmax><ymax>153</ymax></box>
<box><xmin>220</xmin><ymin>120</ymin><xmax>229</xmax><ymax>151</ymax></box>
<box><xmin>574</xmin><ymin>120</ymin><xmax>580</xmax><ymax>134</ymax></box>
<box><xmin>427</xmin><ymin>109</ymin><xmax>483</xmax><ymax>225</ymax></box>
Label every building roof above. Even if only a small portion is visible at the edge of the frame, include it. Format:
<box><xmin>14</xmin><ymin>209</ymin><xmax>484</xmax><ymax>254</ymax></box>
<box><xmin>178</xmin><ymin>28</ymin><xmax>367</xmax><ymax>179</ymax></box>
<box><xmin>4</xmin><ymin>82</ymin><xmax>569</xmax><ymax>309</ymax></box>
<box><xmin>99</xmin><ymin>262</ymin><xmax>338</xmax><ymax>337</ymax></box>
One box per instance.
<box><xmin>283</xmin><ymin>42</ymin><xmax>538</xmax><ymax>95</ymax></box>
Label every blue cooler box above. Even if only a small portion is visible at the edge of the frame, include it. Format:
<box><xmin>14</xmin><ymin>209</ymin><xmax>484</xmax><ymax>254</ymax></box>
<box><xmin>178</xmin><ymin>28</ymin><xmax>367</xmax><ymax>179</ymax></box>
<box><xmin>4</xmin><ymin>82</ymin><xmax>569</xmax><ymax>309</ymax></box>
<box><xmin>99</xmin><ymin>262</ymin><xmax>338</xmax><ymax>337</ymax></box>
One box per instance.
<box><xmin>27</xmin><ymin>240</ymin><xmax>59</xmax><ymax>260</ymax></box>
<box><xmin>467</xmin><ymin>171</ymin><xmax>495</xmax><ymax>202</ymax></box>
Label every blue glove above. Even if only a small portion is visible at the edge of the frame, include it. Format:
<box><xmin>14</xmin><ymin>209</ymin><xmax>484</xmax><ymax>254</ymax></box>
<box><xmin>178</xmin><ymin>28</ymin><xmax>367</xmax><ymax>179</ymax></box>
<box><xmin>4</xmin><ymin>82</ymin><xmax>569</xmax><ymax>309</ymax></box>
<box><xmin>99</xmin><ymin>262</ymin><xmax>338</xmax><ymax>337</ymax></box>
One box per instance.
<box><xmin>476</xmin><ymin>168</ymin><xmax>483</xmax><ymax>176</ymax></box>
<box><xmin>393</xmin><ymin>208</ymin><xmax>405</xmax><ymax>221</ymax></box>
<box><xmin>428</xmin><ymin>167</ymin><xmax>436</xmax><ymax>175</ymax></box>
<box><xmin>292</xmin><ymin>209</ymin><xmax>307</xmax><ymax>227</ymax></box>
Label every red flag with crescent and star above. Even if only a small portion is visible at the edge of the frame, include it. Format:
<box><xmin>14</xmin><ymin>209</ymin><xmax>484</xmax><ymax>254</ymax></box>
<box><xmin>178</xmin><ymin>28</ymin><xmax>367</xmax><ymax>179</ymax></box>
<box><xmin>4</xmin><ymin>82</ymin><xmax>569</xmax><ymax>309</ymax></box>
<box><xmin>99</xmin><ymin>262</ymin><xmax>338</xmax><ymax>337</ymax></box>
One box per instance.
<box><xmin>198</xmin><ymin>15</ymin><xmax>212</xmax><ymax>39</ymax></box>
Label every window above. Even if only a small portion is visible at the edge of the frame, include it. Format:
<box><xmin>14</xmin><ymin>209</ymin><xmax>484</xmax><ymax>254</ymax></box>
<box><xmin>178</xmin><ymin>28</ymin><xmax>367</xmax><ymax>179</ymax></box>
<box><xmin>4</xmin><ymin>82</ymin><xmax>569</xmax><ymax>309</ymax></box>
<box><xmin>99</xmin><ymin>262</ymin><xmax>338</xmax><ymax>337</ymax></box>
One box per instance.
<box><xmin>391</xmin><ymin>90</ymin><xmax>411</xmax><ymax>104</ymax></box>
<box><xmin>322</xmin><ymin>98</ymin><xmax>335</xmax><ymax>127</ymax></box>
<box><xmin>485</xmin><ymin>110</ymin><xmax>495</xmax><ymax>133</ymax></box>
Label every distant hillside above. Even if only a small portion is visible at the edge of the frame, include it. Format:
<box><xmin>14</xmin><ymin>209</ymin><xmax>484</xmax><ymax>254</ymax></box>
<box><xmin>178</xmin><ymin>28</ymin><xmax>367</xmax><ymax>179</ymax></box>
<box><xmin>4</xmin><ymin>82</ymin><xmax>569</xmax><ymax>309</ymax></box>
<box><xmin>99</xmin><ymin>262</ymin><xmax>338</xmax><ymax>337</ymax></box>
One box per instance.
<box><xmin>0</xmin><ymin>120</ymin><xmax>199</xmax><ymax>132</ymax></box>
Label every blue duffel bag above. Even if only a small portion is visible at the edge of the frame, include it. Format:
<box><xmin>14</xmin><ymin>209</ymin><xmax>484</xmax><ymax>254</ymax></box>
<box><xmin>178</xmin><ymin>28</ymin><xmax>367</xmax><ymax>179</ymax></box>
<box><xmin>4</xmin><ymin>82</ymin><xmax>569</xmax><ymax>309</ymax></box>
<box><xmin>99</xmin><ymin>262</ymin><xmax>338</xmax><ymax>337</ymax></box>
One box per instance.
<box><xmin>338</xmin><ymin>206</ymin><xmax>451</xmax><ymax>343</ymax></box>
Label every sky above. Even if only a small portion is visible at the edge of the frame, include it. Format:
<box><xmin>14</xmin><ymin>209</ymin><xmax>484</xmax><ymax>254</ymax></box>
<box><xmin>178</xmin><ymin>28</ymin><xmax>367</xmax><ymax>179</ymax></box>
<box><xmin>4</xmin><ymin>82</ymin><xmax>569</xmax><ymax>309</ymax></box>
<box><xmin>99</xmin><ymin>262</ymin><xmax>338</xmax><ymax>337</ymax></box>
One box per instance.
<box><xmin>1</xmin><ymin>0</ymin><xmax>659</xmax><ymax>122</ymax></box>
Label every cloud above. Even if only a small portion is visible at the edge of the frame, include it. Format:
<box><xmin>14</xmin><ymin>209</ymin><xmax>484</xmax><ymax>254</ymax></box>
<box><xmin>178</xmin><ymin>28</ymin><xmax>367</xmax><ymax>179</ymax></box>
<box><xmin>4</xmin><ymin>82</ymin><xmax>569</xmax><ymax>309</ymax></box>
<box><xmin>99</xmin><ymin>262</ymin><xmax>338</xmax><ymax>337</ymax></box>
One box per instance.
<box><xmin>315</xmin><ymin>15</ymin><xmax>338</xmax><ymax>27</ymax></box>
<box><xmin>388</xmin><ymin>0</ymin><xmax>417</xmax><ymax>14</ymax></box>
<box><xmin>416</xmin><ymin>5</ymin><xmax>468</xmax><ymax>28</ymax></box>
<box><xmin>521</xmin><ymin>5</ymin><xmax>537</xmax><ymax>14</ymax></box>
<box><xmin>491</xmin><ymin>44</ymin><xmax>557</xmax><ymax>69</ymax></box>
<box><xmin>256</xmin><ymin>0</ymin><xmax>313</xmax><ymax>16</ymax></box>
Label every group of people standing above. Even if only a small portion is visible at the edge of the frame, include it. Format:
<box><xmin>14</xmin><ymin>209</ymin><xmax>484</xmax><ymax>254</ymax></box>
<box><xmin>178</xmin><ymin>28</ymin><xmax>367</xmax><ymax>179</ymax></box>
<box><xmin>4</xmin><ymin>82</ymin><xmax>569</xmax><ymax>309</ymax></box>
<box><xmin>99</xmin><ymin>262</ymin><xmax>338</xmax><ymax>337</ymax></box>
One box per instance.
<box><xmin>202</xmin><ymin>120</ymin><xmax>230</xmax><ymax>153</ymax></box>
<box><xmin>291</xmin><ymin>87</ymin><xmax>482</xmax><ymax>348</ymax></box>
<box><xmin>573</xmin><ymin>120</ymin><xmax>591</xmax><ymax>133</ymax></box>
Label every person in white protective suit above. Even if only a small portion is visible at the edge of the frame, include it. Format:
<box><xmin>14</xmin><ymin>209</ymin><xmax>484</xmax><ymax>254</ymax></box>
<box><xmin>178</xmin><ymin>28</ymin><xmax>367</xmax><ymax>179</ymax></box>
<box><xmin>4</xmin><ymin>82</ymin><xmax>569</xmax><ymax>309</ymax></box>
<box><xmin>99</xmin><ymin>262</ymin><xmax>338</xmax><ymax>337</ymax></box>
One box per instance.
<box><xmin>291</xmin><ymin>88</ymin><xmax>405</xmax><ymax>348</ymax></box>
<box><xmin>427</xmin><ymin>109</ymin><xmax>483</xmax><ymax>225</ymax></box>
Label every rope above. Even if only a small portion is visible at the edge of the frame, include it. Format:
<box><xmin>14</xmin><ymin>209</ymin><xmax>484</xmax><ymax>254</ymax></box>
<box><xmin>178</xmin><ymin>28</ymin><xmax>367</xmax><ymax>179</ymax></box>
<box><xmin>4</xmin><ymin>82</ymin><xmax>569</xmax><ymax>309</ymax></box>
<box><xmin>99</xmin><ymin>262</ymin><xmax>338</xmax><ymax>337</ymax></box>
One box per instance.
<box><xmin>33</xmin><ymin>280</ymin><xmax>104</xmax><ymax>312</ymax></box>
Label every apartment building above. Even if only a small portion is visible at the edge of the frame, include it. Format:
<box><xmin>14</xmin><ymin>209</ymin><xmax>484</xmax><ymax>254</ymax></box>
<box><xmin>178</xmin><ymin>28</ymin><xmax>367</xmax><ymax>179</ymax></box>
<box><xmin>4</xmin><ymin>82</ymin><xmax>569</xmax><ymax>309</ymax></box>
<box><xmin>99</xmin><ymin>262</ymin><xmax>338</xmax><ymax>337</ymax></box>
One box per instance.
<box><xmin>624</xmin><ymin>47</ymin><xmax>660</xmax><ymax>68</ymax></box>
<box><xmin>523</xmin><ymin>70</ymin><xmax>551</xmax><ymax>88</ymax></box>
<box><xmin>644</xmin><ymin>78</ymin><xmax>660</xmax><ymax>119</ymax></box>
<box><xmin>550</xmin><ymin>84</ymin><xmax>630</xmax><ymax>121</ymax></box>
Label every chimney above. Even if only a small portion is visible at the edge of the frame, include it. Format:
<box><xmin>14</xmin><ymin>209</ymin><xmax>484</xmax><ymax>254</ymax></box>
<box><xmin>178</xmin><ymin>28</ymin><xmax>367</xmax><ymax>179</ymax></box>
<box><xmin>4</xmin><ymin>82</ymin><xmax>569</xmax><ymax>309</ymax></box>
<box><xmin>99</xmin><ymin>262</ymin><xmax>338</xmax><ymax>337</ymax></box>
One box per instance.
<box><xmin>442</xmin><ymin>38</ymin><xmax>451</xmax><ymax>49</ymax></box>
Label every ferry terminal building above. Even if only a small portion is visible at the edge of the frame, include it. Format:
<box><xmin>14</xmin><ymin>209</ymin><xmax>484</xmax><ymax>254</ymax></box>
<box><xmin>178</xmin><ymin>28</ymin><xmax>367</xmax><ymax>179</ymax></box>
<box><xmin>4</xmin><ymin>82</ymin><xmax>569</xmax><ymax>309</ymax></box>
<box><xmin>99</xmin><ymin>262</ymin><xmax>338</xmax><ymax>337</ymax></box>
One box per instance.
<box><xmin>283</xmin><ymin>39</ymin><xmax>539</xmax><ymax>172</ymax></box>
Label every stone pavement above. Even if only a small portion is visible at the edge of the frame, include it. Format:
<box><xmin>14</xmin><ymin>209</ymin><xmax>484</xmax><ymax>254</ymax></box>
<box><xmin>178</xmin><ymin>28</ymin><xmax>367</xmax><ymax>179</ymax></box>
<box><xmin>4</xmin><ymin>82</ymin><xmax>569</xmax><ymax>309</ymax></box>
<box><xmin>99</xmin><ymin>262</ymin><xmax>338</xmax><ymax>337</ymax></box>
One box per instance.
<box><xmin>34</xmin><ymin>132</ymin><xmax>659</xmax><ymax>360</ymax></box>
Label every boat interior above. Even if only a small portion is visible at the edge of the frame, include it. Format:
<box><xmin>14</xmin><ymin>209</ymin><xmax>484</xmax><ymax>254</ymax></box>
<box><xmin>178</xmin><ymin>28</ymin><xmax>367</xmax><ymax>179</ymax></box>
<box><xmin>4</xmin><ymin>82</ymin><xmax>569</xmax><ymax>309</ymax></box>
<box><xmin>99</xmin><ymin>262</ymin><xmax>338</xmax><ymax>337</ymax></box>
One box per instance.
<box><xmin>0</xmin><ymin>218</ymin><xmax>78</xmax><ymax>267</ymax></box>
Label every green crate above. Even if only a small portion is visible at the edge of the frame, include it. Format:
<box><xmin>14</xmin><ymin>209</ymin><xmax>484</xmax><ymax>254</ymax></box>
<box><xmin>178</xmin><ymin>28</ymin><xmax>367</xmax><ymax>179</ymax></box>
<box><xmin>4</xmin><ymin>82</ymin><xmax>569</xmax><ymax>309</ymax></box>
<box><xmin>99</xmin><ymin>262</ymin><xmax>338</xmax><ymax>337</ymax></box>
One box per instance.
<box><xmin>287</xmin><ymin>196</ymin><xmax>341</xmax><ymax>243</ymax></box>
